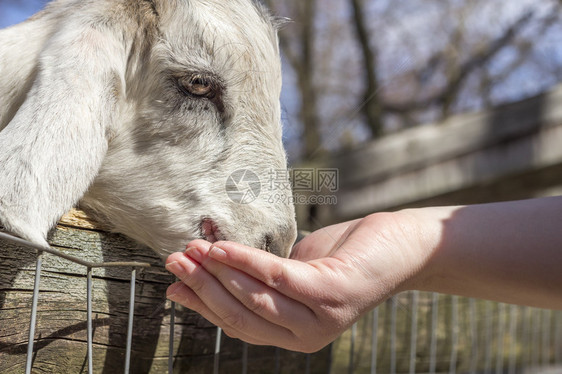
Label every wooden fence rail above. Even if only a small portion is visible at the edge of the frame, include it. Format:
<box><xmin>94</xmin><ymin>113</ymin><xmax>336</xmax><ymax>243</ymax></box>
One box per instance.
<box><xmin>0</xmin><ymin>210</ymin><xmax>330</xmax><ymax>373</ymax></box>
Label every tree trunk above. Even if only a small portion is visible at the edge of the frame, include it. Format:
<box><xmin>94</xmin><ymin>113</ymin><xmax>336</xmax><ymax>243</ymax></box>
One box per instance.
<box><xmin>350</xmin><ymin>0</ymin><xmax>384</xmax><ymax>138</ymax></box>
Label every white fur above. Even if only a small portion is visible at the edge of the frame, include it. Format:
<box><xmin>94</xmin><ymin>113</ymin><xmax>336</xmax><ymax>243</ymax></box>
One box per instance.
<box><xmin>0</xmin><ymin>0</ymin><xmax>297</xmax><ymax>257</ymax></box>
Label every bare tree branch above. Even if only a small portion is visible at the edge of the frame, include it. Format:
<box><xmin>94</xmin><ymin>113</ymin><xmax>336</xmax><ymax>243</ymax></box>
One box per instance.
<box><xmin>384</xmin><ymin>10</ymin><xmax>536</xmax><ymax>115</ymax></box>
<box><xmin>350</xmin><ymin>0</ymin><xmax>383</xmax><ymax>137</ymax></box>
<box><xmin>267</xmin><ymin>0</ymin><xmax>323</xmax><ymax>159</ymax></box>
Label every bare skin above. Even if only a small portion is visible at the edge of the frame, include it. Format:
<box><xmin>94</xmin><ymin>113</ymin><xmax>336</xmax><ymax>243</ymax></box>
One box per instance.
<box><xmin>165</xmin><ymin>197</ymin><xmax>562</xmax><ymax>353</ymax></box>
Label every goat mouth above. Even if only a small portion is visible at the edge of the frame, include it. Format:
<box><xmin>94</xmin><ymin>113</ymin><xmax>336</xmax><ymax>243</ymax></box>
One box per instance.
<box><xmin>200</xmin><ymin>218</ymin><xmax>225</xmax><ymax>243</ymax></box>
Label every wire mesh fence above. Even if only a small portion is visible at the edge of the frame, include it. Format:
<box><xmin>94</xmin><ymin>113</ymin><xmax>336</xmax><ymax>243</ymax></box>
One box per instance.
<box><xmin>1</xmin><ymin>230</ymin><xmax>561</xmax><ymax>373</ymax></box>
<box><xmin>333</xmin><ymin>292</ymin><xmax>562</xmax><ymax>374</ymax></box>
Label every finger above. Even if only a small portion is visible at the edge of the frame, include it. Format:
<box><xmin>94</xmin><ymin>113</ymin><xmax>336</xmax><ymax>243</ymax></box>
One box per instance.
<box><xmin>197</xmin><ymin>240</ymin><xmax>360</xmax><ymax>312</ymax></box>
<box><xmin>166</xmin><ymin>281</ymin><xmax>223</xmax><ymax>326</ymax></box>
<box><xmin>165</xmin><ymin>251</ymin><xmax>299</xmax><ymax>345</ymax></box>
<box><xmin>184</xmin><ymin>245</ymin><xmax>316</xmax><ymax>331</ymax></box>
<box><xmin>189</xmin><ymin>240</ymin><xmax>317</xmax><ymax>299</ymax></box>
<box><xmin>166</xmin><ymin>282</ymin><xmax>270</xmax><ymax>346</ymax></box>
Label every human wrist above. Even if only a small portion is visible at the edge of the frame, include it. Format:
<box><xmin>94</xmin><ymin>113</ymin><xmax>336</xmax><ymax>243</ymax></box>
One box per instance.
<box><xmin>393</xmin><ymin>206</ymin><xmax>455</xmax><ymax>294</ymax></box>
<box><xmin>351</xmin><ymin>210</ymin><xmax>439</xmax><ymax>298</ymax></box>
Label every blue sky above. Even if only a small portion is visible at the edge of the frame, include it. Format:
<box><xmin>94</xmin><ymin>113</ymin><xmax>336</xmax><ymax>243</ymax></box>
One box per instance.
<box><xmin>0</xmin><ymin>1</ymin><xmax>47</xmax><ymax>28</ymax></box>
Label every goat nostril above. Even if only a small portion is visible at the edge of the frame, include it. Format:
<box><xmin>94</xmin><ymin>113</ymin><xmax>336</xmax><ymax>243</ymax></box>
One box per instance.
<box><xmin>263</xmin><ymin>234</ymin><xmax>274</xmax><ymax>252</ymax></box>
<box><xmin>260</xmin><ymin>225</ymin><xmax>297</xmax><ymax>257</ymax></box>
<box><xmin>201</xmin><ymin>218</ymin><xmax>222</xmax><ymax>243</ymax></box>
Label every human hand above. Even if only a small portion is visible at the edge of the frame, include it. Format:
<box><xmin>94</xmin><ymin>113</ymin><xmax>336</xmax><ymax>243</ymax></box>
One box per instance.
<box><xmin>165</xmin><ymin>212</ymin><xmax>426</xmax><ymax>352</ymax></box>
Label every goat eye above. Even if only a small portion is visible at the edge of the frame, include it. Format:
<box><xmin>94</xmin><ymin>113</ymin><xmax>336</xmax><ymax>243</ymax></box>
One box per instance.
<box><xmin>181</xmin><ymin>75</ymin><xmax>214</xmax><ymax>97</ymax></box>
<box><xmin>175</xmin><ymin>72</ymin><xmax>225</xmax><ymax>112</ymax></box>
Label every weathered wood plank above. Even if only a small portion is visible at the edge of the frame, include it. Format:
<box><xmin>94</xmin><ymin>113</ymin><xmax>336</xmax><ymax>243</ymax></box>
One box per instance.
<box><xmin>336</xmin><ymin>84</ymin><xmax>562</xmax><ymax>187</ymax></box>
<box><xmin>0</xmin><ymin>210</ymin><xmax>331</xmax><ymax>373</ymax></box>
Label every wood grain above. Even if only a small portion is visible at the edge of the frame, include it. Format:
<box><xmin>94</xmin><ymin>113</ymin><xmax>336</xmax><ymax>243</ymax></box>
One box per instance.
<box><xmin>0</xmin><ymin>211</ymin><xmax>330</xmax><ymax>373</ymax></box>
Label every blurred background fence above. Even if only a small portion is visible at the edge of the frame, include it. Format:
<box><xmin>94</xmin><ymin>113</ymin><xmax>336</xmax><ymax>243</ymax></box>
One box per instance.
<box><xmin>334</xmin><ymin>294</ymin><xmax>562</xmax><ymax>374</ymax></box>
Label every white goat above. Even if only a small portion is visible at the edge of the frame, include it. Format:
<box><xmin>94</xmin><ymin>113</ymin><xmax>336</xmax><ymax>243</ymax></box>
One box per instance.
<box><xmin>0</xmin><ymin>0</ymin><xmax>297</xmax><ymax>257</ymax></box>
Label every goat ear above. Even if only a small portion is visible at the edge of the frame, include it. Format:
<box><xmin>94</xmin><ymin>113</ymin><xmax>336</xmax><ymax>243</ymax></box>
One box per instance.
<box><xmin>272</xmin><ymin>16</ymin><xmax>292</xmax><ymax>30</ymax></box>
<box><xmin>0</xmin><ymin>20</ymin><xmax>127</xmax><ymax>246</ymax></box>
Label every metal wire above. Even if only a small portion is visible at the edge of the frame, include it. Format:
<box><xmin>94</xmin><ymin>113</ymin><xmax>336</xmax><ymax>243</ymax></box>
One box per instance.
<box><xmin>496</xmin><ymin>303</ymin><xmax>506</xmax><ymax>374</ymax></box>
<box><xmin>390</xmin><ymin>297</ymin><xmax>397</xmax><ymax>374</ymax></box>
<box><xmin>429</xmin><ymin>293</ymin><xmax>439</xmax><ymax>374</ymax></box>
<box><xmin>87</xmin><ymin>267</ymin><xmax>94</xmax><ymax>374</ymax></box>
<box><xmin>554</xmin><ymin>311</ymin><xmax>562</xmax><ymax>365</ymax></box>
<box><xmin>370</xmin><ymin>307</ymin><xmax>379</xmax><ymax>374</ymax></box>
<box><xmin>124</xmin><ymin>269</ymin><xmax>137</xmax><ymax>374</ymax></box>
<box><xmin>521</xmin><ymin>307</ymin><xmax>530</xmax><ymax>368</ymax></box>
<box><xmin>0</xmin><ymin>232</ymin><xmax>151</xmax><ymax>269</ymax></box>
<box><xmin>469</xmin><ymin>298</ymin><xmax>478</xmax><ymax>374</ymax></box>
<box><xmin>169</xmin><ymin>301</ymin><xmax>176</xmax><ymax>374</ymax></box>
<box><xmin>0</xmin><ymin>230</ymin><xmax>150</xmax><ymax>374</ymax></box>
<box><xmin>213</xmin><ymin>327</ymin><xmax>222</xmax><ymax>374</ymax></box>
<box><xmin>508</xmin><ymin>305</ymin><xmax>519</xmax><ymax>374</ymax></box>
<box><xmin>449</xmin><ymin>296</ymin><xmax>459</xmax><ymax>374</ymax></box>
<box><xmin>25</xmin><ymin>252</ymin><xmax>43</xmax><ymax>374</ymax></box>
<box><xmin>531</xmin><ymin>308</ymin><xmax>540</xmax><ymax>369</ymax></box>
<box><xmin>484</xmin><ymin>301</ymin><xmax>493</xmax><ymax>374</ymax></box>
<box><xmin>349</xmin><ymin>323</ymin><xmax>356</xmax><ymax>374</ymax></box>
<box><xmin>242</xmin><ymin>342</ymin><xmax>248</xmax><ymax>374</ymax></box>
<box><xmin>409</xmin><ymin>291</ymin><xmax>419</xmax><ymax>374</ymax></box>
<box><xmin>541</xmin><ymin>310</ymin><xmax>552</xmax><ymax>366</ymax></box>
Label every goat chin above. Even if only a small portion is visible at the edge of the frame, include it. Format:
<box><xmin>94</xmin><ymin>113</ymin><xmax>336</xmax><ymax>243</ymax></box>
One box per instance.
<box><xmin>0</xmin><ymin>0</ymin><xmax>298</xmax><ymax>258</ymax></box>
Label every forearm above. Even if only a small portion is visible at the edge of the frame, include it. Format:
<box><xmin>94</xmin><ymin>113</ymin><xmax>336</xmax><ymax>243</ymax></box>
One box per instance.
<box><xmin>407</xmin><ymin>197</ymin><xmax>562</xmax><ymax>309</ymax></box>
<box><xmin>164</xmin><ymin>196</ymin><xmax>562</xmax><ymax>352</ymax></box>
